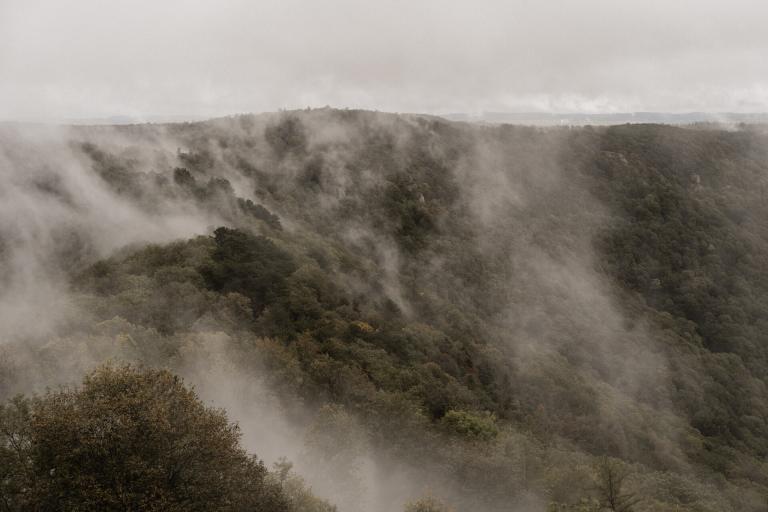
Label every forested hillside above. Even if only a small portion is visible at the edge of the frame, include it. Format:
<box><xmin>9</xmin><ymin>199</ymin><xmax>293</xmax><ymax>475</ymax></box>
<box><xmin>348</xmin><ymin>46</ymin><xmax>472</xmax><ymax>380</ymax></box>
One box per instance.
<box><xmin>1</xmin><ymin>110</ymin><xmax>768</xmax><ymax>511</ymax></box>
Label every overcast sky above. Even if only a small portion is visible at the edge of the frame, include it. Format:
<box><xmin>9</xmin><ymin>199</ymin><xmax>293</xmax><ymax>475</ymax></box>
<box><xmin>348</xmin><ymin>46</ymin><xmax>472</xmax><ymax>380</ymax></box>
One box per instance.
<box><xmin>2</xmin><ymin>0</ymin><xmax>768</xmax><ymax>121</ymax></box>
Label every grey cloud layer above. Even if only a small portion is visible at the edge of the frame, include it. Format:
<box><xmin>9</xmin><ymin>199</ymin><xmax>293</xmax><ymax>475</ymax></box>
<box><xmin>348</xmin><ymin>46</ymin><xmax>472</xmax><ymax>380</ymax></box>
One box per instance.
<box><xmin>1</xmin><ymin>0</ymin><xmax>768</xmax><ymax>119</ymax></box>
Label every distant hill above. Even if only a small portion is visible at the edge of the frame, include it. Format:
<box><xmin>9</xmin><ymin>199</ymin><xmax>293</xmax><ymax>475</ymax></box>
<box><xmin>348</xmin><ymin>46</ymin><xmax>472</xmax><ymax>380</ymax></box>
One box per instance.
<box><xmin>444</xmin><ymin>110</ymin><xmax>768</xmax><ymax>126</ymax></box>
<box><xmin>19</xmin><ymin>109</ymin><xmax>768</xmax><ymax>127</ymax></box>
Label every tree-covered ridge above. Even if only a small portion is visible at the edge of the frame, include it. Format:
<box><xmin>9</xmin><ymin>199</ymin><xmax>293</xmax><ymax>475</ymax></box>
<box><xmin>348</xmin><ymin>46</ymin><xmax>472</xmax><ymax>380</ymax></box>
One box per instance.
<box><xmin>588</xmin><ymin>125</ymin><xmax>768</xmax><ymax>460</ymax></box>
<box><xmin>2</xmin><ymin>110</ymin><xmax>768</xmax><ymax>511</ymax></box>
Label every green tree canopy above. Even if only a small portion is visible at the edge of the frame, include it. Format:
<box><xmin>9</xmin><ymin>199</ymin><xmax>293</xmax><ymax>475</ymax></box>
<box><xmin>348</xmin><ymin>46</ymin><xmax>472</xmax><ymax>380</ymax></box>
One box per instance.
<box><xmin>0</xmin><ymin>364</ymin><xmax>290</xmax><ymax>512</ymax></box>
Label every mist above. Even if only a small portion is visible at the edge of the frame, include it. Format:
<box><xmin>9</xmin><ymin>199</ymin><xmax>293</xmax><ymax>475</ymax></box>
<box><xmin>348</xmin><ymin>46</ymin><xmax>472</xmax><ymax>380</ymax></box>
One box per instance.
<box><xmin>3</xmin><ymin>0</ymin><xmax>768</xmax><ymax>509</ymax></box>
<box><xmin>3</xmin><ymin>0</ymin><xmax>768</xmax><ymax>121</ymax></box>
<box><xmin>2</xmin><ymin>109</ymin><xmax>764</xmax><ymax>512</ymax></box>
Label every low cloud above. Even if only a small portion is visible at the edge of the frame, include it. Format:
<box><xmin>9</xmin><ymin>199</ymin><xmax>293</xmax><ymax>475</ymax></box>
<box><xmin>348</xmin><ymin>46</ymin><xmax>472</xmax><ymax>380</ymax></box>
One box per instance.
<box><xmin>2</xmin><ymin>0</ymin><xmax>768</xmax><ymax>120</ymax></box>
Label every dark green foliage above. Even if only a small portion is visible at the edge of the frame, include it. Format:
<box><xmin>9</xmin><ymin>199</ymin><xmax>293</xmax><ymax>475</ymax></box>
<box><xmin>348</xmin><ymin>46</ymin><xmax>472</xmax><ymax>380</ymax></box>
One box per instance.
<box><xmin>586</xmin><ymin>125</ymin><xmax>768</xmax><ymax>462</ymax></box>
<box><xmin>384</xmin><ymin>172</ymin><xmax>438</xmax><ymax>252</ymax></box>
<box><xmin>0</xmin><ymin>365</ymin><xmax>290</xmax><ymax>512</ymax></box>
<box><xmin>80</xmin><ymin>142</ymin><xmax>142</xmax><ymax>197</ymax></box>
<box><xmin>79</xmin><ymin>148</ymin><xmax>283</xmax><ymax>232</ymax></box>
<box><xmin>238</xmin><ymin>198</ymin><xmax>282</xmax><ymax>230</ymax></box>
<box><xmin>441</xmin><ymin>410</ymin><xmax>499</xmax><ymax>441</ymax></box>
<box><xmin>201</xmin><ymin>227</ymin><xmax>297</xmax><ymax>316</ymax></box>
<box><xmin>265</xmin><ymin>115</ymin><xmax>307</xmax><ymax>158</ymax></box>
<box><xmin>301</xmin><ymin>156</ymin><xmax>324</xmax><ymax>189</ymax></box>
<box><xmin>178</xmin><ymin>149</ymin><xmax>215</xmax><ymax>172</ymax></box>
<box><xmin>172</xmin><ymin>167</ymin><xmax>195</xmax><ymax>188</ymax></box>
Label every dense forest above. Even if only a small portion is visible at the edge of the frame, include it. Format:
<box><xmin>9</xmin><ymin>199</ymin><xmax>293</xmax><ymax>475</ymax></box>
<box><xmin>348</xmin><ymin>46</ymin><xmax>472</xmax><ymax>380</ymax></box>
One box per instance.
<box><xmin>1</xmin><ymin>109</ymin><xmax>768</xmax><ymax>511</ymax></box>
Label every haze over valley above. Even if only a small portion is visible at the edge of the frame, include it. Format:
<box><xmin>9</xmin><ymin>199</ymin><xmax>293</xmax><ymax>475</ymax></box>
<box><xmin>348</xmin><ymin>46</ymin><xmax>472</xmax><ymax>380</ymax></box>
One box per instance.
<box><xmin>2</xmin><ymin>2</ymin><xmax>768</xmax><ymax>511</ymax></box>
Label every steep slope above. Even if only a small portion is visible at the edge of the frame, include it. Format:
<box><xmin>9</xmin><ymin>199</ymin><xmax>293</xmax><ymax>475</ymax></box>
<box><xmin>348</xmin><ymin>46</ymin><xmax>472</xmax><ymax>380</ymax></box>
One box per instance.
<box><xmin>1</xmin><ymin>110</ymin><xmax>768</xmax><ymax>511</ymax></box>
